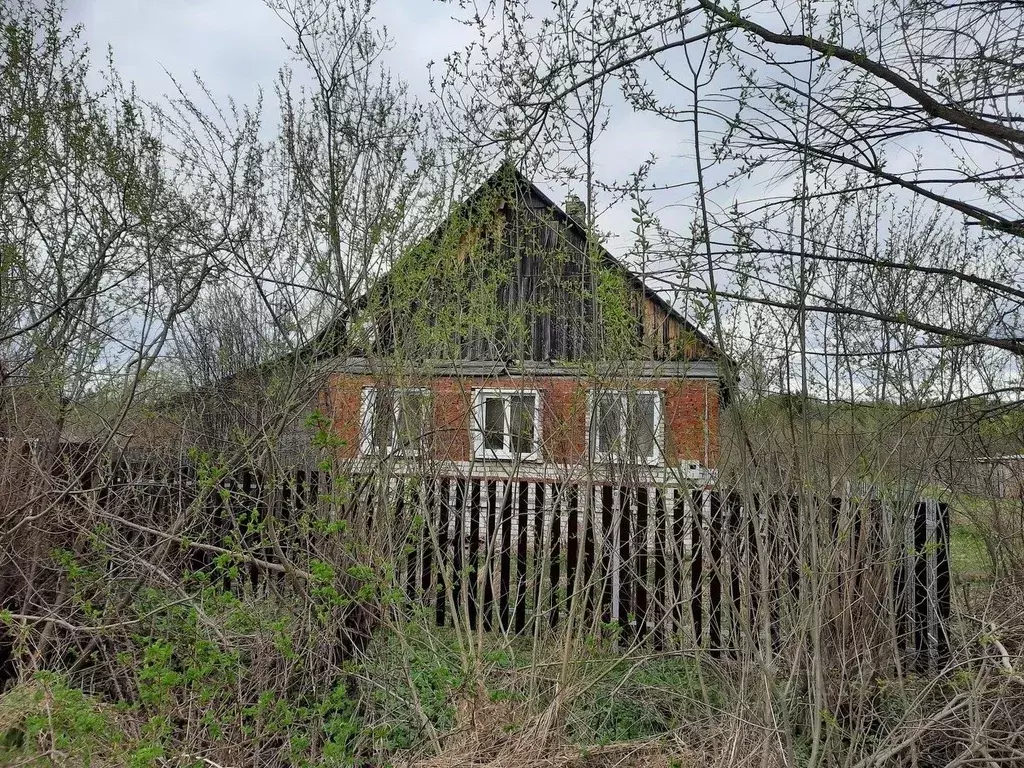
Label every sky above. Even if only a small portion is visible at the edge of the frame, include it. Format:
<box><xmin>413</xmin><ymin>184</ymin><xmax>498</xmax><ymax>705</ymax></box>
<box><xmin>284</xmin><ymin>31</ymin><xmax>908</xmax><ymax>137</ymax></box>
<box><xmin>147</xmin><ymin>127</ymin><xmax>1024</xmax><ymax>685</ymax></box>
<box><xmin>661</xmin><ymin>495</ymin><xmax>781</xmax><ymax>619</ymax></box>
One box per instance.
<box><xmin>58</xmin><ymin>0</ymin><xmax>1019</xmax><ymax>396</ymax></box>
<box><xmin>61</xmin><ymin>0</ymin><xmax>696</xmax><ymax>254</ymax></box>
<box><xmin>64</xmin><ymin>1</ymin><xmax>462</xmax><ymax>112</ymax></box>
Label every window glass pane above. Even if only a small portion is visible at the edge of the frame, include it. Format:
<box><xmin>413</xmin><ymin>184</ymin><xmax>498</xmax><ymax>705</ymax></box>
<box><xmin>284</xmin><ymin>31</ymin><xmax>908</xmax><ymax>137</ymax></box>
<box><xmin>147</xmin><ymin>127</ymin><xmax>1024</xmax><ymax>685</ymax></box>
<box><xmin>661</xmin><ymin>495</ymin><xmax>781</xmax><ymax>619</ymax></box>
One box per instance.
<box><xmin>483</xmin><ymin>396</ymin><xmax>505</xmax><ymax>450</ymax></box>
<box><xmin>509</xmin><ymin>395</ymin><xmax>535</xmax><ymax>455</ymax></box>
<box><xmin>396</xmin><ymin>391</ymin><xmax>429</xmax><ymax>451</ymax></box>
<box><xmin>371</xmin><ymin>388</ymin><xmax>395</xmax><ymax>453</ymax></box>
<box><xmin>597</xmin><ymin>394</ymin><xmax>622</xmax><ymax>455</ymax></box>
<box><xmin>630</xmin><ymin>393</ymin><xmax>658</xmax><ymax>459</ymax></box>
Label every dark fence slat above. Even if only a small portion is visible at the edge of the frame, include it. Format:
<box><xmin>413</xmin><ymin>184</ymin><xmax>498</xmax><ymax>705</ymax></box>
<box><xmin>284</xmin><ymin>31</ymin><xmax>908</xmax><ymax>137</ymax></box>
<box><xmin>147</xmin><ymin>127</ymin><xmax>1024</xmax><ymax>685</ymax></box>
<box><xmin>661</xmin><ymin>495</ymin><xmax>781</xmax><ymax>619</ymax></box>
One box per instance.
<box><xmin>452</xmin><ymin>479</ymin><xmax>466</xmax><ymax>628</ymax></box>
<box><xmin>482</xmin><ymin>481</ymin><xmax>497</xmax><ymax>632</ymax></box>
<box><xmin>532</xmin><ymin>482</ymin><xmax>546</xmax><ymax>631</ymax></box>
<box><xmin>727</xmin><ymin>495</ymin><xmax>742</xmax><ymax>657</ymax></box>
<box><xmin>652</xmin><ymin>489</ymin><xmax>668</xmax><ymax>649</ymax></box>
<box><xmin>421</xmin><ymin>482</ymin><xmax>435</xmax><ymax>599</ymax></box>
<box><xmin>436</xmin><ymin>479</ymin><xmax>450</xmax><ymax>627</ymax></box>
<box><xmin>935</xmin><ymin>501</ymin><xmax>951</xmax><ymax>664</ymax></box>
<box><xmin>514</xmin><ymin>481</ymin><xmax>529</xmax><ymax>633</ymax></box>
<box><xmin>635</xmin><ymin>487</ymin><xmax>650</xmax><ymax>641</ymax></box>
<box><xmin>708</xmin><ymin>491</ymin><xmax>723</xmax><ymax>657</ymax></box>
<box><xmin>600</xmin><ymin>485</ymin><xmax>614</xmax><ymax>627</ymax></box>
<box><xmin>671</xmin><ymin>490</ymin><xmax>687</xmax><ymax>639</ymax></box>
<box><xmin>403</xmin><ymin>484</ymin><xmax>418</xmax><ymax>600</ymax></box>
<box><xmin>565</xmin><ymin>485</ymin><xmax>580</xmax><ymax>623</ymax></box>
<box><xmin>468</xmin><ymin>480</ymin><xmax>481</xmax><ymax>630</ymax></box>
<box><xmin>913</xmin><ymin>500</ymin><xmax>929</xmax><ymax>662</ymax></box>
<box><xmin>549</xmin><ymin>484</ymin><xmax>561</xmax><ymax>628</ymax></box>
<box><xmin>618</xmin><ymin>487</ymin><xmax>633</xmax><ymax>636</ymax></box>
<box><xmin>690</xmin><ymin>490</ymin><xmax>704</xmax><ymax>645</ymax></box>
<box><xmin>499</xmin><ymin>482</ymin><xmax>513</xmax><ymax>632</ymax></box>
<box><xmin>583</xmin><ymin>486</ymin><xmax>597</xmax><ymax>618</ymax></box>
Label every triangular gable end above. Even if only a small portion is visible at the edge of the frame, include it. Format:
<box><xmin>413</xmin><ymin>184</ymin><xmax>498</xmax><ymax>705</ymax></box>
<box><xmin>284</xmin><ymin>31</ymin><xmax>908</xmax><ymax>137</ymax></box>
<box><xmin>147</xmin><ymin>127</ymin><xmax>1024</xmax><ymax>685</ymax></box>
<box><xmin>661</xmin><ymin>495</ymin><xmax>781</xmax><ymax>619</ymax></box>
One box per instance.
<box><xmin>322</xmin><ymin>163</ymin><xmax>733</xmax><ymax>393</ymax></box>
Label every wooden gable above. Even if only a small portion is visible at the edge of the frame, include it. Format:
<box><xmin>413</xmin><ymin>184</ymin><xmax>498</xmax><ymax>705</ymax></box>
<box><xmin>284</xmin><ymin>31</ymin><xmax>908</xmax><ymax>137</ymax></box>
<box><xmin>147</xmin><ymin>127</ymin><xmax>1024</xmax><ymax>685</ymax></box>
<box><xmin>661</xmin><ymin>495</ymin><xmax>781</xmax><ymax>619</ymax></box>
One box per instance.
<box><xmin>347</xmin><ymin>165</ymin><xmax>722</xmax><ymax>366</ymax></box>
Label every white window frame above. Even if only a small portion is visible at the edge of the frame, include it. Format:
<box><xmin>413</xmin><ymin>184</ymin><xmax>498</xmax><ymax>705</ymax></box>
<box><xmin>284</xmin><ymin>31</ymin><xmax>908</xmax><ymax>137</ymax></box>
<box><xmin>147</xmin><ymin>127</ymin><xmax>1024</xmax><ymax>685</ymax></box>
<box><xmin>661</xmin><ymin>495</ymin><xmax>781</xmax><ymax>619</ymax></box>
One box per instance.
<box><xmin>359</xmin><ymin>386</ymin><xmax>431</xmax><ymax>457</ymax></box>
<box><xmin>471</xmin><ymin>388</ymin><xmax>542</xmax><ymax>462</ymax></box>
<box><xmin>587</xmin><ymin>389</ymin><xmax>665</xmax><ymax>466</ymax></box>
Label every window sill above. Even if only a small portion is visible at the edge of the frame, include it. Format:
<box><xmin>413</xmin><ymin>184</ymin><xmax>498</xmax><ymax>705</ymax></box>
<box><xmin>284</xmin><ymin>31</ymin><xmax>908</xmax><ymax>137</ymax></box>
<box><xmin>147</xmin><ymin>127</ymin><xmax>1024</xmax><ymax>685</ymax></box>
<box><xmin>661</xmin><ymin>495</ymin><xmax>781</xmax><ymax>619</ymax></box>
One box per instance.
<box><xmin>359</xmin><ymin>449</ymin><xmax>424</xmax><ymax>459</ymax></box>
<box><xmin>590</xmin><ymin>455</ymin><xmax>665</xmax><ymax>468</ymax></box>
<box><xmin>473</xmin><ymin>452</ymin><xmax>544</xmax><ymax>463</ymax></box>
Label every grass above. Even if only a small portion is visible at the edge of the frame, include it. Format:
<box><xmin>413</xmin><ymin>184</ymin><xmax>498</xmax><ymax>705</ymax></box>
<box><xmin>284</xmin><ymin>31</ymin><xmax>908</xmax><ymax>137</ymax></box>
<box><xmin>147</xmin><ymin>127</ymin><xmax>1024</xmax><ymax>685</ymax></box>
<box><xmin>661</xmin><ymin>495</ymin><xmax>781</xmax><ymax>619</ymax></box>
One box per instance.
<box><xmin>360</xmin><ymin>618</ymin><xmax>718</xmax><ymax>763</ymax></box>
<box><xmin>950</xmin><ymin>524</ymin><xmax>993</xmax><ymax>580</ymax></box>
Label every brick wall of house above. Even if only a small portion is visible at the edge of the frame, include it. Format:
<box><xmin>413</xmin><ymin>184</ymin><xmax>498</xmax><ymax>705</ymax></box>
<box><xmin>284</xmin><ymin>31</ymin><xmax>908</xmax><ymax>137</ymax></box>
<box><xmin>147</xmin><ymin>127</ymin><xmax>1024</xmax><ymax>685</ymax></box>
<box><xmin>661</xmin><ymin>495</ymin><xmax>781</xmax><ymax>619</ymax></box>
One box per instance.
<box><xmin>325</xmin><ymin>372</ymin><xmax>721</xmax><ymax>467</ymax></box>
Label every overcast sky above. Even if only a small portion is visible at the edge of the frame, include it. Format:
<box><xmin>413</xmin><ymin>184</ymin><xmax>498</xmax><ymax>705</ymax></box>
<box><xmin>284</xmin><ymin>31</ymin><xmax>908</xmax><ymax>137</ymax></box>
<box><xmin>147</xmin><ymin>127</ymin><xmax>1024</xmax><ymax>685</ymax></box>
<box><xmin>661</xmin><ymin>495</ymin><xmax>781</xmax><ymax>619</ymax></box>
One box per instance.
<box><xmin>62</xmin><ymin>1</ymin><xmax>704</xmax><ymax>256</ymax></box>
<box><xmin>53</xmin><ymin>1</ymin><xmax>1020</xmax><ymax>392</ymax></box>
<box><xmin>64</xmin><ymin>1</ymin><xmax>466</xmax><ymax>109</ymax></box>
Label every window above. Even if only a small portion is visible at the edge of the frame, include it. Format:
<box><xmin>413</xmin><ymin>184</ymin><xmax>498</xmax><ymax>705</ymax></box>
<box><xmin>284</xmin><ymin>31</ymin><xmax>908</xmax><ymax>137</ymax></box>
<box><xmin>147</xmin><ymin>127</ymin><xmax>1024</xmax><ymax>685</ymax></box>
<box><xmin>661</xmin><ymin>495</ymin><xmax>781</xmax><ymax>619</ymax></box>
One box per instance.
<box><xmin>472</xmin><ymin>389</ymin><xmax>541</xmax><ymax>460</ymax></box>
<box><xmin>590</xmin><ymin>390</ymin><xmax>663</xmax><ymax>464</ymax></box>
<box><xmin>360</xmin><ymin>387</ymin><xmax>431</xmax><ymax>456</ymax></box>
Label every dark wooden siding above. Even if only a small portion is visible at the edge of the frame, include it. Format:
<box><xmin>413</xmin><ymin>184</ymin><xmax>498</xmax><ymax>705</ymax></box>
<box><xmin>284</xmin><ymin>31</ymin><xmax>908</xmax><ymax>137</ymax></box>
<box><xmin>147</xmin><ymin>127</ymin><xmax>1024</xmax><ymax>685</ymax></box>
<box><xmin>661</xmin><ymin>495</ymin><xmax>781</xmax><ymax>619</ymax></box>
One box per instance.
<box><xmin>364</xmin><ymin>178</ymin><xmax>714</xmax><ymax>363</ymax></box>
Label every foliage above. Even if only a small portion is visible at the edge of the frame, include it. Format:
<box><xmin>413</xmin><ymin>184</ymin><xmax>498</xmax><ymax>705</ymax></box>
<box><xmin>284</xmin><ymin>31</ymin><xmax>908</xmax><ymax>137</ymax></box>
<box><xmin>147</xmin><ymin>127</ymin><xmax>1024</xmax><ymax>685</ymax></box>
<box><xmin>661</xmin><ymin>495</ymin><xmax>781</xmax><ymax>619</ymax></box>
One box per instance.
<box><xmin>0</xmin><ymin>673</ymin><xmax>139</xmax><ymax>767</ymax></box>
<box><xmin>566</xmin><ymin>656</ymin><xmax>715</xmax><ymax>744</ymax></box>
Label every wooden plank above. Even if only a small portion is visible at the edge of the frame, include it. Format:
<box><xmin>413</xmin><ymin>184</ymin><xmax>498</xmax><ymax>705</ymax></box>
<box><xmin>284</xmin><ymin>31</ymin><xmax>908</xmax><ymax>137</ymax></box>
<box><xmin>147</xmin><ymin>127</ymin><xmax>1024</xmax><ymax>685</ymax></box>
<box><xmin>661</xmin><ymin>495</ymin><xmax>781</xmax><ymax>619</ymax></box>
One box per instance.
<box><xmin>499</xmin><ymin>480</ymin><xmax>513</xmax><ymax>632</ymax></box>
<box><xmin>893</xmin><ymin>500</ymin><xmax>909</xmax><ymax>653</ymax></box>
<box><xmin>690</xmin><ymin>489</ymin><xmax>704</xmax><ymax>646</ymax></box>
<box><xmin>533</xmin><ymin>482</ymin><xmax>546</xmax><ymax>630</ymax></box>
<box><xmin>243</xmin><ymin>470</ymin><xmax>260</xmax><ymax>591</ymax></box>
<box><xmin>728</xmin><ymin>494</ymin><xmax>742</xmax><ymax>656</ymax></box>
<box><xmin>766</xmin><ymin>494</ymin><xmax>782</xmax><ymax>655</ymax></box>
<box><xmin>635</xmin><ymin>487</ymin><xmax>650</xmax><ymax>641</ymax></box>
<box><xmin>565</xmin><ymin>485</ymin><xmax>580</xmax><ymax>620</ymax></box>
<box><xmin>452</xmin><ymin>479</ymin><xmax>466</xmax><ymax>628</ymax></box>
<box><xmin>584</xmin><ymin>485</ymin><xmax>597</xmax><ymax>617</ymax></box>
<box><xmin>786</xmin><ymin>494</ymin><xmax>801</xmax><ymax>601</ymax></box>
<box><xmin>405</xmin><ymin>483</ymin><xmax>418</xmax><ymax>600</ymax></box>
<box><xmin>913</xmin><ymin>500</ymin><xmax>929</xmax><ymax>663</ymax></box>
<box><xmin>514</xmin><ymin>481</ymin><xmax>529</xmax><ymax>633</ymax></box>
<box><xmin>600</xmin><ymin>485</ymin><xmax>614</xmax><ymax>627</ymax></box>
<box><xmin>549</xmin><ymin>483</ymin><xmax>562</xmax><ymax>627</ymax></box>
<box><xmin>746</xmin><ymin>497</ymin><xmax>762</xmax><ymax>652</ymax></box>
<box><xmin>672</xmin><ymin>489</ymin><xmax>688</xmax><ymax>642</ymax></box>
<box><xmin>421</xmin><ymin>481</ymin><xmax>435</xmax><ymax>600</ymax></box>
<box><xmin>468</xmin><ymin>480</ymin><xmax>481</xmax><ymax>630</ymax></box>
<box><xmin>618</xmin><ymin>486</ymin><xmax>632</xmax><ymax>636</ymax></box>
<box><xmin>436</xmin><ymin>479</ymin><xmax>450</xmax><ymax>627</ymax></box>
<box><xmin>935</xmin><ymin>501</ymin><xmax>951</xmax><ymax>664</ymax></box>
<box><xmin>483</xmin><ymin>480</ymin><xmax>496</xmax><ymax>631</ymax></box>
<box><xmin>708</xmin><ymin>491</ymin><xmax>723</xmax><ymax>657</ymax></box>
<box><xmin>652</xmin><ymin>488</ymin><xmax>667</xmax><ymax>649</ymax></box>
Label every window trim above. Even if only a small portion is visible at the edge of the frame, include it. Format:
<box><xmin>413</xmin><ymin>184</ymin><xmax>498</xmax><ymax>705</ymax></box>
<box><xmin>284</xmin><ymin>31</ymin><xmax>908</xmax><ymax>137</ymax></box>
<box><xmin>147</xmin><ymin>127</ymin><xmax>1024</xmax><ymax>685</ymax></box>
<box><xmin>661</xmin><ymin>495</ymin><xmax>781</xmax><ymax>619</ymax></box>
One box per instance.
<box><xmin>586</xmin><ymin>389</ymin><xmax>665</xmax><ymax>466</ymax></box>
<box><xmin>359</xmin><ymin>386</ymin><xmax>432</xmax><ymax>457</ymax></box>
<box><xmin>471</xmin><ymin>388</ymin><xmax>543</xmax><ymax>462</ymax></box>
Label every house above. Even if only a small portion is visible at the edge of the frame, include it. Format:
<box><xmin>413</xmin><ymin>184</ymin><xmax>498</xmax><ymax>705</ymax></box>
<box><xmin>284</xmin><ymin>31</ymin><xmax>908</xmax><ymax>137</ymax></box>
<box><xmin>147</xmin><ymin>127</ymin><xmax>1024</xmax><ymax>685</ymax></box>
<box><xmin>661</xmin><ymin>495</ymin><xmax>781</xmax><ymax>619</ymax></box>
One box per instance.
<box><xmin>320</xmin><ymin>164</ymin><xmax>732</xmax><ymax>488</ymax></box>
<box><xmin>958</xmin><ymin>455</ymin><xmax>1024</xmax><ymax>499</ymax></box>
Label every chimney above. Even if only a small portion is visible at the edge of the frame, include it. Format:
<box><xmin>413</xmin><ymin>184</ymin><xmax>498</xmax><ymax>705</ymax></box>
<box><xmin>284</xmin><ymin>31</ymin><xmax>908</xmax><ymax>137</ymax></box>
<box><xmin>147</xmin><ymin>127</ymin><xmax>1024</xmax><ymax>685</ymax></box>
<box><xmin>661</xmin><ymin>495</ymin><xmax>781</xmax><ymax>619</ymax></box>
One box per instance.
<box><xmin>564</xmin><ymin>193</ymin><xmax>586</xmax><ymax>224</ymax></box>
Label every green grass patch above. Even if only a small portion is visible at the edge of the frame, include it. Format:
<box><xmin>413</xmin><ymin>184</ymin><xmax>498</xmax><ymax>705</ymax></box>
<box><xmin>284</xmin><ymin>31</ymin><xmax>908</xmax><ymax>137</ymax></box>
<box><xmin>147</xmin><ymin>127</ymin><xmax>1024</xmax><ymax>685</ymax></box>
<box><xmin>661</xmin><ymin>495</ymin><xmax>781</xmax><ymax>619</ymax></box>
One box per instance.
<box><xmin>950</xmin><ymin>525</ymin><xmax>994</xmax><ymax>579</ymax></box>
<box><xmin>361</xmin><ymin>619</ymin><xmax>720</xmax><ymax>753</ymax></box>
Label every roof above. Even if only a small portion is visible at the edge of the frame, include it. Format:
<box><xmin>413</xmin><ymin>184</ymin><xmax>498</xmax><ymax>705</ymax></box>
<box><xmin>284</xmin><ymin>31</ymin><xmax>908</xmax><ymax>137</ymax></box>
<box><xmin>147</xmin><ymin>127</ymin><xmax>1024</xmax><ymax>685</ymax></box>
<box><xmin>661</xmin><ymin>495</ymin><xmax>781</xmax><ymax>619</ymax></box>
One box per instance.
<box><xmin>498</xmin><ymin>164</ymin><xmax>723</xmax><ymax>356</ymax></box>
<box><xmin>305</xmin><ymin>163</ymin><xmax>735</xmax><ymax>395</ymax></box>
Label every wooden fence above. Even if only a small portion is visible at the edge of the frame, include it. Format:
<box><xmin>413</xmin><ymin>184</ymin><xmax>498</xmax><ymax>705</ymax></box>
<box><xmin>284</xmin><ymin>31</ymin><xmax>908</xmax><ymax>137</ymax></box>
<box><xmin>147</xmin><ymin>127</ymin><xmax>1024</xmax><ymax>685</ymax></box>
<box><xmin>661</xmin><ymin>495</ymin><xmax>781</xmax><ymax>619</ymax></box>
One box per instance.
<box><xmin>106</xmin><ymin>464</ymin><xmax>951</xmax><ymax>668</ymax></box>
<box><xmin>385</xmin><ymin>478</ymin><xmax>951</xmax><ymax>667</ymax></box>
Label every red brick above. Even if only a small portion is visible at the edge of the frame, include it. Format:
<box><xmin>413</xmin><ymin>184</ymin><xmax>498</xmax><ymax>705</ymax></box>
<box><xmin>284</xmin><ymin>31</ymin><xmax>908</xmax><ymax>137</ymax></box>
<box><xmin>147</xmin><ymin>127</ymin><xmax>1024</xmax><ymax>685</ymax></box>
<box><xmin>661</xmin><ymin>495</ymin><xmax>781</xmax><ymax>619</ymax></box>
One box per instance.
<box><xmin>326</xmin><ymin>373</ymin><xmax>720</xmax><ymax>468</ymax></box>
